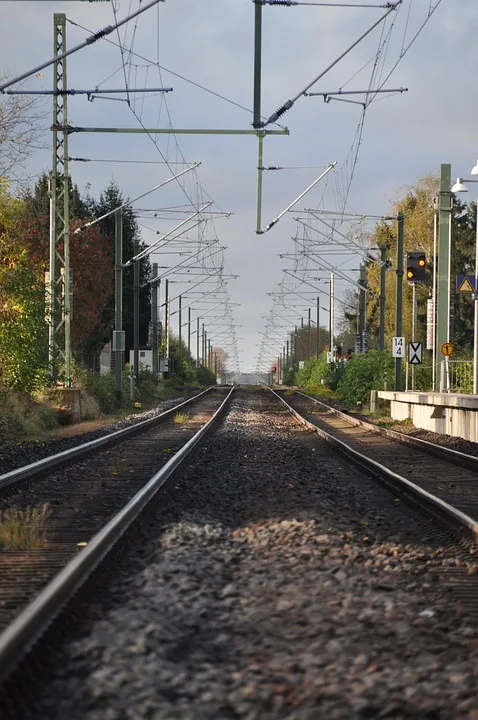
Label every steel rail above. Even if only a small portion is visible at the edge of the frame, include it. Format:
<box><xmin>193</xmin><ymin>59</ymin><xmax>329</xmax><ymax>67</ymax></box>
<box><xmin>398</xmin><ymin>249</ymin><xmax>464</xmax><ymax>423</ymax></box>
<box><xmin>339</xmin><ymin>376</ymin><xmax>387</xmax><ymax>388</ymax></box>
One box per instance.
<box><xmin>0</xmin><ymin>386</ymin><xmax>235</xmax><ymax>683</ymax></box>
<box><xmin>0</xmin><ymin>388</ymin><xmax>213</xmax><ymax>490</ymax></box>
<box><xmin>270</xmin><ymin>388</ymin><xmax>478</xmax><ymax>544</ymax></box>
<box><xmin>295</xmin><ymin>390</ymin><xmax>478</xmax><ymax>472</ymax></box>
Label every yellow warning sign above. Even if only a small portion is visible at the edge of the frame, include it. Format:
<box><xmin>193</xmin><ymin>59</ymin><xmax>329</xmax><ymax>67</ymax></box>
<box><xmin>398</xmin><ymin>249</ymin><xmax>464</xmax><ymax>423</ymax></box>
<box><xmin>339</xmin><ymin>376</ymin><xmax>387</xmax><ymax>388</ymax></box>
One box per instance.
<box><xmin>458</xmin><ymin>277</ymin><xmax>475</xmax><ymax>293</ymax></box>
<box><xmin>441</xmin><ymin>342</ymin><xmax>454</xmax><ymax>357</ymax></box>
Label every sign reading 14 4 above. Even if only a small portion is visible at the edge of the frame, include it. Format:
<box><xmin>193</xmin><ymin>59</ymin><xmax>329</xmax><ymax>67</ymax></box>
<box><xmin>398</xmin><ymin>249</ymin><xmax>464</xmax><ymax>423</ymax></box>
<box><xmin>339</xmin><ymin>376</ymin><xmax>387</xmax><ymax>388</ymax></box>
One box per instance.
<box><xmin>392</xmin><ymin>336</ymin><xmax>405</xmax><ymax>358</ymax></box>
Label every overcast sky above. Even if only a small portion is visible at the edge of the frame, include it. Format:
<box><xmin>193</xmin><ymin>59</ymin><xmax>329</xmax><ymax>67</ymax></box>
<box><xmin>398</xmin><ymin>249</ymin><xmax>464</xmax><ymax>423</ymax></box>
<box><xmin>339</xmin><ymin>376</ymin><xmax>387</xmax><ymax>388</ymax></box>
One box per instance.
<box><xmin>1</xmin><ymin>0</ymin><xmax>476</xmax><ymax>372</ymax></box>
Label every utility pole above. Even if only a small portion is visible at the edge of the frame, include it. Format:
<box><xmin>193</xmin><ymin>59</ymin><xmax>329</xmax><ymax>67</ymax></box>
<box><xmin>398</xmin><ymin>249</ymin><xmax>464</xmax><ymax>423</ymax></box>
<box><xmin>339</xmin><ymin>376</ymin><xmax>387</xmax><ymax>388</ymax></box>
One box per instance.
<box><xmin>316</xmin><ymin>297</ymin><xmax>320</xmax><ymax>357</ymax></box>
<box><xmin>151</xmin><ymin>262</ymin><xmax>159</xmax><ymax>381</ymax></box>
<box><xmin>196</xmin><ymin>317</ymin><xmax>200</xmax><ymax>368</ymax></box>
<box><xmin>394</xmin><ymin>212</ymin><xmax>404</xmax><ymax>391</ymax></box>
<box><xmin>187</xmin><ymin>306</ymin><xmax>191</xmax><ymax>356</ymax></box>
<box><xmin>164</xmin><ymin>279</ymin><xmax>170</xmax><ymax>366</ymax></box>
<box><xmin>359</xmin><ymin>264</ymin><xmax>367</xmax><ymax>352</ymax></box>
<box><xmin>379</xmin><ymin>245</ymin><xmax>387</xmax><ymax>351</ymax></box>
<box><xmin>300</xmin><ymin>316</ymin><xmax>304</xmax><ymax>362</ymax></box>
<box><xmin>114</xmin><ymin>209</ymin><xmax>123</xmax><ymax>404</ymax></box>
<box><xmin>307</xmin><ymin>308</ymin><xmax>311</xmax><ymax>360</ymax></box>
<box><xmin>178</xmin><ymin>295</ymin><xmax>182</xmax><ymax>346</ymax></box>
<box><xmin>133</xmin><ymin>235</ymin><xmax>140</xmax><ymax>381</ymax></box>
<box><xmin>411</xmin><ymin>282</ymin><xmax>417</xmax><ymax>391</ymax></box>
<box><xmin>49</xmin><ymin>14</ymin><xmax>71</xmax><ymax>385</ymax></box>
<box><xmin>436</xmin><ymin>163</ymin><xmax>452</xmax><ymax>392</ymax></box>
<box><xmin>330</xmin><ymin>273</ymin><xmax>335</xmax><ymax>354</ymax></box>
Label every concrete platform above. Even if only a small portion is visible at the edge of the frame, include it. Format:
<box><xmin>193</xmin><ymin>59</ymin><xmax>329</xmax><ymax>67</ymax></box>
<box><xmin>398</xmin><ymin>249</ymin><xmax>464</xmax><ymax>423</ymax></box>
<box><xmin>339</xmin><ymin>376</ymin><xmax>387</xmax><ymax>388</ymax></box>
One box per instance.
<box><xmin>378</xmin><ymin>391</ymin><xmax>478</xmax><ymax>443</ymax></box>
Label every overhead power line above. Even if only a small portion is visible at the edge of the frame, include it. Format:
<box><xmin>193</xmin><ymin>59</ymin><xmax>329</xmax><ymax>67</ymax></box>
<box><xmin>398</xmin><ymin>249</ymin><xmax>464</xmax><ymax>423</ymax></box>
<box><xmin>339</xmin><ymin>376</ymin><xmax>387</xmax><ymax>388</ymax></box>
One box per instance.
<box><xmin>0</xmin><ymin>0</ymin><xmax>165</xmax><ymax>93</ymax></box>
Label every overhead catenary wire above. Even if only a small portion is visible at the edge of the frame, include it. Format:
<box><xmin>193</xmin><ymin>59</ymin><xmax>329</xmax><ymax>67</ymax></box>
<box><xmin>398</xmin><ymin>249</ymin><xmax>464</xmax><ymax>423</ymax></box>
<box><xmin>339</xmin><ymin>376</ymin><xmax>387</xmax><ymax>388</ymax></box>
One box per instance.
<box><xmin>261</xmin><ymin>164</ymin><xmax>337</xmax><ymax>233</ymax></box>
<box><xmin>73</xmin><ymin>163</ymin><xmax>200</xmax><ymax>235</ymax></box>
<box><xmin>259</xmin><ymin>2</ymin><xmax>401</xmax><ymax>127</ymax></box>
<box><xmin>0</xmin><ymin>0</ymin><xmax>165</xmax><ymax>92</ymax></box>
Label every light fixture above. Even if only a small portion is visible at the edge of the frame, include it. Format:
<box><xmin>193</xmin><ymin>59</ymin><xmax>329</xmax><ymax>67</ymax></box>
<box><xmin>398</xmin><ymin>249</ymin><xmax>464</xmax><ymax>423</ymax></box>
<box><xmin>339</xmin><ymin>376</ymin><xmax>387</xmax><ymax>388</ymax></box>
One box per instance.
<box><xmin>451</xmin><ymin>177</ymin><xmax>468</xmax><ymax>193</ymax></box>
<box><xmin>472</xmin><ymin>160</ymin><xmax>478</xmax><ymax>176</ymax></box>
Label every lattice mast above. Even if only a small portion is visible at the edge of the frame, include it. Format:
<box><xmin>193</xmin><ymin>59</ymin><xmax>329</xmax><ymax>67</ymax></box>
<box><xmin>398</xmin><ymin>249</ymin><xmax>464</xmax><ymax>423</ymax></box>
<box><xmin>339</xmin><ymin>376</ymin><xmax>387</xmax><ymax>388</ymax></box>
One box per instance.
<box><xmin>49</xmin><ymin>13</ymin><xmax>71</xmax><ymax>385</ymax></box>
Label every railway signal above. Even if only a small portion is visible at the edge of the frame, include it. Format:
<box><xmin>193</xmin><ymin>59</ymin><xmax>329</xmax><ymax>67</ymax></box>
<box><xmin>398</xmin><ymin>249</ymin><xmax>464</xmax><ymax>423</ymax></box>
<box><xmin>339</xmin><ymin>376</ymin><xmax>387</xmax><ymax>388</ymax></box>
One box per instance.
<box><xmin>406</xmin><ymin>251</ymin><xmax>427</xmax><ymax>282</ymax></box>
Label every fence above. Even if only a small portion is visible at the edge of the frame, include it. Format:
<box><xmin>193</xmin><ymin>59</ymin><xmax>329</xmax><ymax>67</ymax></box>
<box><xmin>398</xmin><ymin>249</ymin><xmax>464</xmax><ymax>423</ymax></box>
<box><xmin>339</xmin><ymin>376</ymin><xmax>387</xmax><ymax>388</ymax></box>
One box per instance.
<box><xmin>438</xmin><ymin>360</ymin><xmax>473</xmax><ymax>393</ymax></box>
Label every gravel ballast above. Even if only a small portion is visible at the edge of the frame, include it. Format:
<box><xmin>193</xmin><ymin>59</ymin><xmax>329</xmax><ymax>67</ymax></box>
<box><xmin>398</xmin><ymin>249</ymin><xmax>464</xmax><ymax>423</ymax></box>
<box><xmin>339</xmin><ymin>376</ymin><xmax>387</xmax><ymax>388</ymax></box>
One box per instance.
<box><xmin>11</xmin><ymin>389</ymin><xmax>478</xmax><ymax>719</ymax></box>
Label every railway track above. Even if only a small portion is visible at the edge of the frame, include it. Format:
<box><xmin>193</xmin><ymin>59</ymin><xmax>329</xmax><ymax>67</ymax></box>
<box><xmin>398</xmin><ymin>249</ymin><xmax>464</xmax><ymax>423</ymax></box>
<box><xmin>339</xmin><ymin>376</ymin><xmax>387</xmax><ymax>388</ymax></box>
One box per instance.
<box><xmin>274</xmin><ymin>389</ymin><xmax>478</xmax><ymax>539</ymax></box>
<box><xmin>2</xmin><ymin>387</ymin><xmax>478</xmax><ymax>718</ymax></box>
<box><xmin>0</xmin><ymin>387</ymin><xmax>231</xmax><ymax>634</ymax></box>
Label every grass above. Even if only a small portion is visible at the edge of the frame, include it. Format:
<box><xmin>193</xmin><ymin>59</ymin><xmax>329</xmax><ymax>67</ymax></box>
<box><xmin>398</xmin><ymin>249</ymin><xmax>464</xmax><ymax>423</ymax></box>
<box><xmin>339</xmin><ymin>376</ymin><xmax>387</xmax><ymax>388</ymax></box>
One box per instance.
<box><xmin>173</xmin><ymin>411</ymin><xmax>190</xmax><ymax>425</ymax></box>
<box><xmin>0</xmin><ymin>504</ymin><xmax>51</xmax><ymax>550</ymax></box>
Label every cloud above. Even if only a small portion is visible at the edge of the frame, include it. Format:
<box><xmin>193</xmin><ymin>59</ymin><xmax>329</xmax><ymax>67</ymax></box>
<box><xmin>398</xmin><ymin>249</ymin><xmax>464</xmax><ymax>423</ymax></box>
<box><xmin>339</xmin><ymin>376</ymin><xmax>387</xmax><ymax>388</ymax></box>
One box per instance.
<box><xmin>1</xmin><ymin>0</ymin><xmax>477</xmax><ymax>370</ymax></box>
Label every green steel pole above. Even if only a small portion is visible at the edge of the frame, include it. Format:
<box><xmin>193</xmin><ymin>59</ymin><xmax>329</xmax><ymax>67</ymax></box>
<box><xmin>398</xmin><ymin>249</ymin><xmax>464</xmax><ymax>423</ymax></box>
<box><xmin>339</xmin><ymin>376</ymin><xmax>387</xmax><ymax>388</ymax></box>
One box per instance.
<box><xmin>133</xmin><ymin>236</ymin><xmax>140</xmax><ymax>383</ymax></box>
<box><xmin>151</xmin><ymin>262</ymin><xmax>158</xmax><ymax>382</ymax></box>
<box><xmin>436</xmin><ymin>163</ymin><xmax>452</xmax><ymax>391</ymax></box>
<box><xmin>164</xmin><ymin>279</ymin><xmax>170</xmax><ymax>364</ymax></box>
<box><xmin>68</xmin><ymin>126</ymin><xmax>288</xmax><ymax>136</ymax></box>
<box><xmin>256</xmin><ymin>132</ymin><xmax>265</xmax><ymax>234</ymax></box>
<box><xmin>300</xmin><ymin>317</ymin><xmax>304</xmax><ymax>362</ymax></box>
<box><xmin>62</xmin><ymin>35</ymin><xmax>71</xmax><ymax>388</ymax></box>
<box><xmin>316</xmin><ymin>297</ymin><xmax>320</xmax><ymax>357</ymax></box>
<box><xmin>307</xmin><ymin>308</ymin><xmax>311</xmax><ymax>360</ymax></box>
<box><xmin>196</xmin><ymin>317</ymin><xmax>200</xmax><ymax>369</ymax></box>
<box><xmin>359</xmin><ymin>263</ymin><xmax>366</xmax><ymax>345</ymax></box>
<box><xmin>178</xmin><ymin>295</ymin><xmax>182</xmax><ymax>346</ymax></box>
<box><xmin>253</xmin><ymin>0</ymin><xmax>262</xmax><ymax>129</ymax></box>
<box><xmin>379</xmin><ymin>245</ymin><xmax>387</xmax><ymax>351</ymax></box>
<box><xmin>394</xmin><ymin>212</ymin><xmax>404</xmax><ymax>390</ymax></box>
<box><xmin>115</xmin><ymin>209</ymin><xmax>123</xmax><ymax>404</ymax></box>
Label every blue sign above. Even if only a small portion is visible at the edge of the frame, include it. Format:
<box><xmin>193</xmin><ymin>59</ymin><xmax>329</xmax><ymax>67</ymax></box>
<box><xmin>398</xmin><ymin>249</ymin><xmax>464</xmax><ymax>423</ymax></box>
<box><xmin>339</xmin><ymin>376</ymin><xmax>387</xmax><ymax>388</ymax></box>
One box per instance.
<box><xmin>456</xmin><ymin>274</ymin><xmax>476</xmax><ymax>293</ymax></box>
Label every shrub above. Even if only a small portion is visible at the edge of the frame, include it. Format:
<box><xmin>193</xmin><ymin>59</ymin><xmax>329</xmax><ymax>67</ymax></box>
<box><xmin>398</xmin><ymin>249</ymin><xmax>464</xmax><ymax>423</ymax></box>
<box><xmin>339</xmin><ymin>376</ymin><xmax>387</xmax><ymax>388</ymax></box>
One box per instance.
<box><xmin>0</xmin><ymin>382</ymin><xmax>60</xmax><ymax>444</ymax></box>
<box><xmin>336</xmin><ymin>350</ymin><xmax>394</xmax><ymax>406</ymax></box>
<box><xmin>196</xmin><ymin>365</ymin><xmax>216</xmax><ymax>386</ymax></box>
<box><xmin>173</xmin><ymin>411</ymin><xmax>190</xmax><ymax>424</ymax></box>
<box><xmin>0</xmin><ymin>504</ymin><xmax>50</xmax><ymax>549</ymax></box>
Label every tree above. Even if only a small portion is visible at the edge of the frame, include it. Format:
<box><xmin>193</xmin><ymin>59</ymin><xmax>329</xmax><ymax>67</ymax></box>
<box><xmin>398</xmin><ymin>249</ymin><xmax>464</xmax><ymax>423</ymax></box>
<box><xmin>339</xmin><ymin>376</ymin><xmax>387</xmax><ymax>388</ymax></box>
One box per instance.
<box><xmin>87</xmin><ymin>183</ymin><xmax>151</xmax><ymax>365</ymax></box>
<box><xmin>21</xmin><ymin>175</ymin><xmax>115</xmax><ymax>367</ymax></box>
<box><xmin>342</xmin><ymin>174</ymin><xmax>477</xmax><ymax>358</ymax></box>
<box><xmin>0</xmin><ymin>76</ymin><xmax>48</xmax><ymax>182</ymax></box>
<box><xmin>0</xmin><ymin>187</ymin><xmax>48</xmax><ymax>390</ymax></box>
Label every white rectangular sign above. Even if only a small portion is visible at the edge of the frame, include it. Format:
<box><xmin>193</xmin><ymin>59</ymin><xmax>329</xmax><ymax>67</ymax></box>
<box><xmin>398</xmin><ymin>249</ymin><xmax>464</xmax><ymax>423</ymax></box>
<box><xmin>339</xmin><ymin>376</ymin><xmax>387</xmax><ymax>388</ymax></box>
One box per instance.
<box><xmin>408</xmin><ymin>342</ymin><xmax>423</xmax><ymax>365</ymax></box>
<box><xmin>326</xmin><ymin>351</ymin><xmax>333</xmax><ymax>363</ymax></box>
<box><xmin>392</xmin><ymin>336</ymin><xmax>405</xmax><ymax>358</ymax></box>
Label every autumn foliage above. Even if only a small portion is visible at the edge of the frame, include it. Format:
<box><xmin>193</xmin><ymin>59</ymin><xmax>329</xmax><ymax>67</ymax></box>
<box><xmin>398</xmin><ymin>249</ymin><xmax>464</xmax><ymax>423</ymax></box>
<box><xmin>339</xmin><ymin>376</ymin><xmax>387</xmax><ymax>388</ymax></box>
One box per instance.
<box><xmin>18</xmin><ymin>213</ymin><xmax>114</xmax><ymax>346</ymax></box>
<box><xmin>0</xmin><ymin>184</ymin><xmax>114</xmax><ymax>390</ymax></box>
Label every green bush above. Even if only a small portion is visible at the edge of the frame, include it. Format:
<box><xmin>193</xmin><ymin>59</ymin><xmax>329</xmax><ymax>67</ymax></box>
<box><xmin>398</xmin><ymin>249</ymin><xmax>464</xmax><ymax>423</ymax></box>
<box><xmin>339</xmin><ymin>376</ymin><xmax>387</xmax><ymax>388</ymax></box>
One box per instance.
<box><xmin>336</xmin><ymin>350</ymin><xmax>394</xmax><ymax>406</ymax></box>
<box><xmin>296</xmin><ymin>355</ymin><xmax>329</xmax><ymax>387</ymax></box>
<box><xmin>0</xmin><ymin>382</ymin><xmax>60</xmax><ymax>444</ymax></box>
<box><xmin>82</xmin><ymin>369</ymin><xmax>130</xmax><ymax>414</ymax></box>
<box><xmin>196</xmin><ymin>365</ymin><xmax>216</xmax><ymax>386</ymax></box>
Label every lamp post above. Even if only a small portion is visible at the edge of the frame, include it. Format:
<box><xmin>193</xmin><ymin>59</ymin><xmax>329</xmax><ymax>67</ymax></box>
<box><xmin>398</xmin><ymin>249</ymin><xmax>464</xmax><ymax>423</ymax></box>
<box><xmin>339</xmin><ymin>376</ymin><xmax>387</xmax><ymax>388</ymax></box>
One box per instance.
<box><xmin>451</xmin><ymin>167</ymin><xmax>478</xmax><ymax>393</ymax></box>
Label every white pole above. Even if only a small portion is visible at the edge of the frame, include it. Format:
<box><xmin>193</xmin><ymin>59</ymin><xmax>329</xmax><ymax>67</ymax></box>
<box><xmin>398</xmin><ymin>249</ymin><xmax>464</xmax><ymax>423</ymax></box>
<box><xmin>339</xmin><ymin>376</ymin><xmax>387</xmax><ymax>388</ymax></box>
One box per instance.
<box><xmin>474</xmin><ymin>196</ymin><xmax>478</xmax><ymax>393</ymax></box>
<box><xmin>329</xmin><ymin>272</ymin><xmax>334</xmax><ymax>354</ymax></box>
<box><xmin>432</xmin><ymin>197</ymin><xmax>438</xmax><ymax>392</ymax></box>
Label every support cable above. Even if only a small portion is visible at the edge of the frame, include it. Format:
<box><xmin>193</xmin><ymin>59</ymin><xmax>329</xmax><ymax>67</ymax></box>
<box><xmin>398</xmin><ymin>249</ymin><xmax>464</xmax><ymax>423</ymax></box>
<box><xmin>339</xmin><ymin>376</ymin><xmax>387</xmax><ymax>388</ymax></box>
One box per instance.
<box><xmin>0</xmin><ymin>0</ymin><xmax>165</xmax><ymax>93</ymax></box>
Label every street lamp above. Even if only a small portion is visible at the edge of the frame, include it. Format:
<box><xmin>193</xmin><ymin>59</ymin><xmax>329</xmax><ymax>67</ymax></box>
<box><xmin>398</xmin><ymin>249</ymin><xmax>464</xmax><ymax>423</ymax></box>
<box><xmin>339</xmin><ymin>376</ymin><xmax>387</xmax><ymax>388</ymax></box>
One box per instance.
<box><xmin>451</xmin><ymin>168</ymin><xmax>478</xmax><ymax>393</ymax></box>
